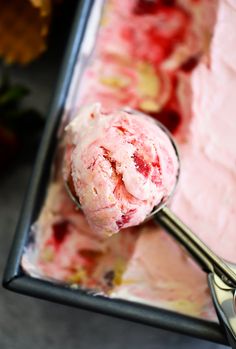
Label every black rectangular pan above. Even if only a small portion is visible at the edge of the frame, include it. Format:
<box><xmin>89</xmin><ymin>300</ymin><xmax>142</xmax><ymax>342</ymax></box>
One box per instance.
<box><xmin>2</xmin><ymin>0</ymin><xmax>228</xmax><ymax>346</ymax></box>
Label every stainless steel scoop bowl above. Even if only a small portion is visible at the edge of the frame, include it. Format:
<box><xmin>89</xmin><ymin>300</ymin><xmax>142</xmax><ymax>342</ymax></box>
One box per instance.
<box><xmin>63</xmin><ymin>108</ymin><xmax>236</xmax><ymax>348</ymax></box>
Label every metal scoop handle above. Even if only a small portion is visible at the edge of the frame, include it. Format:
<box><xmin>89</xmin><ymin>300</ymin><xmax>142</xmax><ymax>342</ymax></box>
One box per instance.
<box><xmin>156</xmin><ymin>207</ymin><xmax>236</xmax><ymax>288</ymax></box>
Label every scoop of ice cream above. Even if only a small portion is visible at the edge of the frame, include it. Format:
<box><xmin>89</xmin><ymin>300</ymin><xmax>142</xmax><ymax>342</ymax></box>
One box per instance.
<box><xmin>64</xmin><ymin>103</ymin><xmax>179</xmax><ymax>237</ymax></box>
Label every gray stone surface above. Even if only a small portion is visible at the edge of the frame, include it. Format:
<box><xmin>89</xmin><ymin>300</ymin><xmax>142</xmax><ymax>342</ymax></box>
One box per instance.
<box><xmin>0</xmin><ymin>48</ymin><xmax>229</xmax><ymax>349</ymax></box>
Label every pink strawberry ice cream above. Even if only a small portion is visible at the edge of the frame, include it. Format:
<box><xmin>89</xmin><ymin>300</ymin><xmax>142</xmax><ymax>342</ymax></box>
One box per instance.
<box><xmin>22</xmin><ymin>0</ymin><xmax>233</xmax><ymax>322</ymax></box>
<box><xmin>63</xmin><ymin>103</ymin><xmax>179</xmax><ymax>236</ymax></box>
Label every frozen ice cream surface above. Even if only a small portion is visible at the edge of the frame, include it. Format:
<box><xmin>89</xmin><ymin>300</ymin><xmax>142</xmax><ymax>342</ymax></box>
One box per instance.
<box><xmin>64</xmin><ymin>103</ymin><xmax>179</xmax><ymax>236</ymax></box>
<box><xmin>22</xmin><ymin>0</ymin><xmax>236</xmax><ymax>321</ymax></box>
<box><xmin>171</xmin><ymin>0</ymin><xmax>236</xmax><ymax>262</ymax></box>
<box><xmin>22</xmin><ymin>181</ymin><xmax>140</xmax><ymax>289</ymax></box>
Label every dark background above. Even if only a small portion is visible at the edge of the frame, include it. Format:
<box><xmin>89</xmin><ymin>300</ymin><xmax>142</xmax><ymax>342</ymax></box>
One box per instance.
<box><xmin>0</xmin><ymin>1</ymin><xmax>228</xmax><ymax>348</ymax></box>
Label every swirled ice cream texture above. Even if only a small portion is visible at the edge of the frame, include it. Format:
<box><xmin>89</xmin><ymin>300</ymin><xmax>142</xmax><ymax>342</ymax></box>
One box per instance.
<box><xmin>22</xmin><ymin>0</ymin><xmax>227</xmax><ymax>320</ymax></box>
<box><xmin>64</xmin><ymin>104</ymin><xmax>179</xmax><ymax>235</ymax></box>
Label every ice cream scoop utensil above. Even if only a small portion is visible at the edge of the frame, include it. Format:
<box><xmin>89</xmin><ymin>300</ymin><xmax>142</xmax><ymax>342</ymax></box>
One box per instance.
<box><xmin>156</xmin><ymin>209</ymin><xmax>236</xmax><ymax>349</ymax></box>
<box><xmin>156</xmin><ymin>207</ymin><xmax>236</xmax><ymax>287</ymax></box>
<box><xmin>157</xmin><ymin>210</ymin><xmax>236</xmax><ymax>349</ymax></box>
<box><xmin>208</xmin><ymin>271</ymin><xmax>236</xmax><ymax>349</ymax></box>
<box><xmin>64</xmin><ymin>108</ymin><xmax>236</xmax><ymax>287</ymax></box>
<box><xmin>64</xmin><ymin>108</ymin><xmax>236</xmax><ymax>347</ymax></box>
<box><xmin>64</xmin><ymin>108</ymin><xmax>236</xmax><ymax>286</ymax></box>
<box><xmin>155</xmin><ymin>188</ymin><xmax>236</xmax><ymax>349</ymax></box>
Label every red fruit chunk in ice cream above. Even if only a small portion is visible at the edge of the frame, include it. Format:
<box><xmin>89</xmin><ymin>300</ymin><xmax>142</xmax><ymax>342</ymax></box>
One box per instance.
<box><xmin>149</xmin><ymin>108</ymin><xmax>181</xmax><ymax>133</ymax></box>
<box><xmin>180</xmin><ymin>56</ymin><xmax>199</xmax><ymax>73</ymax></box>
<box><xmin>133</xmin><ymin>152</ymin><xmax>152</xmax><ymax>178</ymax></box>
<box><xmin>63</xmin><ymin>103</ymin><xmax>179</xmax><ymax>237</ymax></box>
<box><xmin>52</xmin><ymin>220</ymin><xmax>70</xmax><ymax>246</ymax></box>
<box><xmin>134</xmin><ymin>7</ymin><xmax>189</xmax><ymax>64</ymax></box>
<box><xmin>134</xmin><ymin>0</ymin><xmax>176</xmax><ymax>15</ymax></box>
